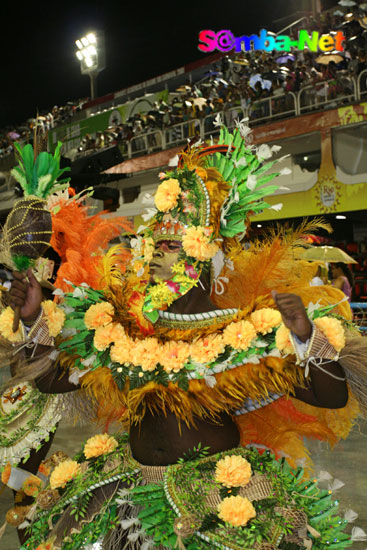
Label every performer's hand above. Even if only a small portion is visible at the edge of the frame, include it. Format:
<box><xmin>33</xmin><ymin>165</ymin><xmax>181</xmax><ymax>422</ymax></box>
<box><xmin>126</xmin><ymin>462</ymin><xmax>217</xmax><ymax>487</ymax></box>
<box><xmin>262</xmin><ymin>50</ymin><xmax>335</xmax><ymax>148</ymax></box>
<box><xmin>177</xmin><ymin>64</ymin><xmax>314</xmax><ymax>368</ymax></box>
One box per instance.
<box><xmin>9</xmin><ymin>268</ymin><xmax>43</xmax><ymax>324</ymax></box>
<box><xmin>272</xmin><ymin>291</ymin><xmax>312</xmax><ymax>343</ymax></box>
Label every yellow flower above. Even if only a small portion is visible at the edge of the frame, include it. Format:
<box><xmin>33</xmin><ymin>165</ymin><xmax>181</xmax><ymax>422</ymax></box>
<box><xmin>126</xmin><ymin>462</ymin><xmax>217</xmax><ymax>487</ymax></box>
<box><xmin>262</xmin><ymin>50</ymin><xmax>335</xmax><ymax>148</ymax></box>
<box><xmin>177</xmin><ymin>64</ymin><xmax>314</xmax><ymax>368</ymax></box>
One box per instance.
<box><xmin>84</xmin><ymin>302</ymin><xmax>114</xmax><ymax>330</ymax></box>
<box><xmin>314</xmin><ymin>316</ymin><xmax>345</xmax><ymax>352</ymax></box>
<box><xmin>93</xmin><ymin>323</ymin><xmax>122</xmax><ymax>351</ymax></box>
<box><xmin>217</xmin><ymin>495</ymin><xmax>256</xmax><ymax>527</ymax></box>
<box><xmin>222</xmin><ymin>320</ymin><xmax>257</xmax><ymax>351</ymax></box>
<box><xmin>149</xmin><ymin>282</ymin><xmax>176</xmax><ymax>309</ymax></box>
<box><xmin>110</xmin><ymin>334</ymin><xmax>133</xmax><ymax>365</ymax></box>
<box><xmin>22</xmin><ymin>475</ymin><xmax>43</xmax><ymax>497</ymax></box>
<box><xmin>84</xmin><ymin>433</ymin><xmax>118</xmax><ymax>459</ymax></box>
<box><xmin>38</xmin><ymin>462</ymin><xmax>52</xmax><ymax>477</ymax></box>
<box><xmin>182</xmin><ymin>226</ymin><xmax>219</xmax><ymax>261</ymax></box>
<box><xmin>190</xmin><ymin>334</ymin><xmax>224</xmax><ymax>363</ymax></box>
<box><xmin>49</xmin><ymin>460</ymin><xmax>80</xmax><ymax>490</ymax></box>
<box><xmin>143</xmin><ymin>237</ymin><xmax>155</xmax><ymax>263</ymax></box>
<box><xmin>1</xmin><ymin>463</ymin><xmax>11</xmax><ymax>485</ymax></box>
<box><xmin>215</xmin><ymin>455</ymin><xmax>252</xmax><ymax>488</ymax></box>
<box><xmin>0</xmin><ymin>307</ymin><xmax>23</xmax><ymax>343</ymax></box>
<box><xmin>160</xmin><ymin>341</ymin><xmax>190</xmax><ymax>373</ymax></box>
<box><xmin>251</xmin><ymin>308</ymin><xmax>282</xmax><ymax>335</ymax></box>
<box><xmin>275</xmin><ymin>324</ymin><xmax>294</xmax><ymax>355</ymax></box>
<box><xmin>130</xmin><ymin>337</ymin><xmax>161</xmax><ymax>371</ymax></box>
<box><xmin>154</xmin><ymin>178</ymin><xmax>181</xmax><ymax>212</ymax></box>
<box><xmin>42</xmin><ymin>300</ymin><xmax>65</xmax><ymax>337</ymax></box>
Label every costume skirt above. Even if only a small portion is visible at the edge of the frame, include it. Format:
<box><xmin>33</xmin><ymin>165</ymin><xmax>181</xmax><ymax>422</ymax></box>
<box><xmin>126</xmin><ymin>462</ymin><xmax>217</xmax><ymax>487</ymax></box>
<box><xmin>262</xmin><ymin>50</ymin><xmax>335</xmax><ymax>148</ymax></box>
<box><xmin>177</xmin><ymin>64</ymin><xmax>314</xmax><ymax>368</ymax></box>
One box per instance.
<box><xmin>19</xmin><ymin>434</ymin><xmax>354</xmax><ymax>550</ymax></box>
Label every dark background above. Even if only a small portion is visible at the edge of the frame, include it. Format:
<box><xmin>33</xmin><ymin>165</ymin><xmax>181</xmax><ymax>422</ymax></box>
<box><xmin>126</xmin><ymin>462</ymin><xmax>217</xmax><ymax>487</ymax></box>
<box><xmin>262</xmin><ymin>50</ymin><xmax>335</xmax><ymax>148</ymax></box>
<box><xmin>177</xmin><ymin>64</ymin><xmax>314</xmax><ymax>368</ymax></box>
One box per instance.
<box><xmin>0</xmin><ymin>0</ymin><xmax>337</xmax><ymax>128</ymax></box>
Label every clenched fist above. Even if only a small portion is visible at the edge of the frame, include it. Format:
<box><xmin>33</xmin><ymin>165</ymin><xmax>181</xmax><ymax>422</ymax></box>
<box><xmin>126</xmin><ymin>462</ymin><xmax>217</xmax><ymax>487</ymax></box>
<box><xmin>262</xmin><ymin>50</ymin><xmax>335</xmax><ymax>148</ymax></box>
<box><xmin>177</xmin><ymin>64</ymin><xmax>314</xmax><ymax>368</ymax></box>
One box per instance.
<box><xmin>272</xmin><ymin>291</ymin><xmax>312</xmax><ymax>343</ymax></box>
<box><xmin>9</xmin><ymin>268</ymin><xmax>43</xmax><ymax>324</ymax></box>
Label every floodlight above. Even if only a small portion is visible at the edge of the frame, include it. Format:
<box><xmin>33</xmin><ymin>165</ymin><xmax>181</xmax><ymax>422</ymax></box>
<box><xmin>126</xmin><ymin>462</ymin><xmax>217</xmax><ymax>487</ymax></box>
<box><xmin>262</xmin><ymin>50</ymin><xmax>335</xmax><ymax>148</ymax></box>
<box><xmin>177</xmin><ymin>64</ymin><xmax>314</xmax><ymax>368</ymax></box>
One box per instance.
<box><xmin>74</xmin><ymin>31</ymin><xmax>105</xmax><ymax>100</ymax></box>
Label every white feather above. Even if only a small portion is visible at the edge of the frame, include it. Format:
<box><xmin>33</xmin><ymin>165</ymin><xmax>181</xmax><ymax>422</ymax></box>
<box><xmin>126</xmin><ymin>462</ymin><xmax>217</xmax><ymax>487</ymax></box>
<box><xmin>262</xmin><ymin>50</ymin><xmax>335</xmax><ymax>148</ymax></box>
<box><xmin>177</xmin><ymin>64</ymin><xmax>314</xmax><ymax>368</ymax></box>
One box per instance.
<box><xmin>270</xmin><ymin>203</ymin><xmax>283</xmax><ymax>211</ymax></box>
<box><xmin>328</xmin><ymin>478</ymin><xmax>345</xmax><ymax>491</ymax></box>
<box><xmin>344</xmin><ymin>509</ymin><xmax>358</xmax><ymax>523</ymax></box>
<box><xmin>317</xmin><ymin>470</ymin><xmax>333</xmax><ymax>481</ymax></box>
<box><xmin>351</xmin><ymin>527</ymin><xmax>367</xmax><ymax>541</ymax></box>
<box><xmin>120</xmin><ymin>517</ymin><xmax>140</xmax><ymax>529</ymax></box>
<box><xmin>247</xmin><ymin>175</ymin><xmax>257</xmax><ymax>190</ymax></box>
<box><xmin>141</xmin><ymin>540</ymin><xmax>155</xmax><ymax>550</ymax></box>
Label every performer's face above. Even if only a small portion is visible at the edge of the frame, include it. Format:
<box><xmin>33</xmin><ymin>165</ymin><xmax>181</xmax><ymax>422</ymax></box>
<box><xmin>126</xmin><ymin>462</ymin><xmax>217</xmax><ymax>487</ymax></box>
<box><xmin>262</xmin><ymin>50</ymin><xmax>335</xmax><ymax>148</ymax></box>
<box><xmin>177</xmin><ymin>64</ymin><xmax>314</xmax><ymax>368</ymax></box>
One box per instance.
<box><xmin>149</xmin><ymin>240</ymin><xmax>182</xmax><ymax>283</ymax></box>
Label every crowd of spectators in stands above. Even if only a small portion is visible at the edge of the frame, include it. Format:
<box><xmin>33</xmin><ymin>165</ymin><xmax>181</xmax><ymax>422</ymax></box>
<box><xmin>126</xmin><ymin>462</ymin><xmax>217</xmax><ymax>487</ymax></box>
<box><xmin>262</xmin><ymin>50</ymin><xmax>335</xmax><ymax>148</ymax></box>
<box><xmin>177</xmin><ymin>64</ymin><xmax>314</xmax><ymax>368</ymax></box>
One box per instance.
<box><xmin>1</xmin><ymin>2</ymin><xmax>367</xmax><ymax>160</ymax></box>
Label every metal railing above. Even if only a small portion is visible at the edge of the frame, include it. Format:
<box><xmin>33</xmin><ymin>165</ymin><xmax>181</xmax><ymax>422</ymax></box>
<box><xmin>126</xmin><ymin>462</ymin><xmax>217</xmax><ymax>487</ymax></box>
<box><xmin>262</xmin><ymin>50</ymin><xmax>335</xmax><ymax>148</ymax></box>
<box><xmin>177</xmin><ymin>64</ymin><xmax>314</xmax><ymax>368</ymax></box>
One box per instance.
<box><xmin>164</xmin><ymin>119</ymin><xmax>201</xmax><ymax>148</ymax></box>
<box><xmin>61</xmin><ymin>72</ymin><xmax>367</xmax><ymax>161</ymax></box>
<box><xmin>357</xmin><ymin>69</ymin><xmax>367</xmax><ymax>101</ymax></box>
<box><xmin>203</xmin><ymin>106</ymin><xmax>246</xmax><ymax>139</ymax></box>
<box><xmin>298</xmin><ymin>77</ymin><xmax>356</xmax><ymax>114</ymax></box>
<box><xmin>351</xmin><ymin>302</ymin><xmax>367</xmax><ymax>334</ymax></box>
<box><xmin>128</xmin><ymin>129</ymin><xmax>164</xmax><ymax>157</ymax></box>
<box><xmin>248</xmin><ymin>92</ymin><xmax>297</xmax><ymax>124</ymax></box>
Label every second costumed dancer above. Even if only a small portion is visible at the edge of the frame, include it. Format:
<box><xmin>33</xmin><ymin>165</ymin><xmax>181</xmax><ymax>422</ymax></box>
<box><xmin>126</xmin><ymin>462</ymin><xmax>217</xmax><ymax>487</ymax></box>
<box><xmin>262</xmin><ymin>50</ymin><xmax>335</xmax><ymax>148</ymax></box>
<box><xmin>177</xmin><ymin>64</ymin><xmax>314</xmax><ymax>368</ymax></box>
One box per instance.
<box><xmin>3</xmin><ymin>120</ymin><xmax>367</xmax><ymax>550</ymax></box>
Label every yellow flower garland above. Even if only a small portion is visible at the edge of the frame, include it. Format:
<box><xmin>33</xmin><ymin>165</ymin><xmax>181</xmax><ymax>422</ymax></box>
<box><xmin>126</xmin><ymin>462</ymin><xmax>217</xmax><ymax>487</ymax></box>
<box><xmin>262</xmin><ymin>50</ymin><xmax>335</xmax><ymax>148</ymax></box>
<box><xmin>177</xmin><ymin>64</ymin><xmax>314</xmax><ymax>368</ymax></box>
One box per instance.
<box><xmin>80</xmin><ymin>308</ymin><xmax>347</xmax><ymax>374</ymax></box>
<box><xmin>0</xmin><ymin>301</ymin><xmax>65</xmax><ymax>344</ymax></box>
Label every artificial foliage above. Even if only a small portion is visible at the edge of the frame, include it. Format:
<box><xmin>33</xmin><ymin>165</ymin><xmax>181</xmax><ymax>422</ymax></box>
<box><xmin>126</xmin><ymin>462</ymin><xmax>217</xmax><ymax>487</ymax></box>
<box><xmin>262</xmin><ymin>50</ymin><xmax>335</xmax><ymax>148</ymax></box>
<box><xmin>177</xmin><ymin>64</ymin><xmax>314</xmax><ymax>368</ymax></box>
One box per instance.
<box><xmin>20</xmin><ymin>439</ymin><xmax>354</xmax><ymax>550</ymax></box>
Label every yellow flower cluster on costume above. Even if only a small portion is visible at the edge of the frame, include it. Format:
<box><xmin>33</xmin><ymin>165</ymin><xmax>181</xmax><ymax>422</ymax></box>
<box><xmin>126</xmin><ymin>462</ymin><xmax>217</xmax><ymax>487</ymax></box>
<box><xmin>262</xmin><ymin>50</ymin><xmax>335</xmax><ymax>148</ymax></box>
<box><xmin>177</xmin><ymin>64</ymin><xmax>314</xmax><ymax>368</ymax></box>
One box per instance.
<box><xmin>148</xmin><ymin>281</ymin><xmax>177</xmax><ymax>310</ymax></box>
<box><xmin>217</xmin><ymin>495</ymin><xmax>256</xmax><ymax>527</ymax></box>
<box><xmin>49</xmin><ymin>460</ymin><xmax>81</xmax><ymax>490</ymax></box>
<box><xmin>182</xmin><ymin>226</ymin><xmax>219</xmax><ymax>261</ymax></box>
<box><xmin>314</xmin><ymin>316</ymin><xmax>345</xmax><ymax>352</ymax></box>
<box><xmin>22</xmin><ymin>474</ymin><xmax>43</xmax><ymax>497</ymax></box>
<box><xmin>215</xmin><ymin>455</ymin><xmax>252</xmax><ymax>488</ymax></box>
<box><xmin>0</xmin><ymin>301</ymin><xmax>65</xmax><ymax>344</ymax></box>
<box><xmin>42</xmin><ymin>300</ymin><xmax>65</xmax><ymax>337</ymax></box>
<box><xmin>1</xmin><ymin>463</ymin><xmax>11</xmax><ymax>484</ymax></box>
<box><xmin>223</xmin><ymin>320</ymin><xmax>257</xmax><ymax>351</ymax></box>
<box><xmin>0</xmin><ymin>307</ymin><xmax>23</xmax><ymax>343</ymax></box>
<box><xmin>251</xmin><ymin>308</ymin><xmax>282</xmax><ymax>335</ymax></box>
<box><xmin>154</xmin><ymin>178</ymin><xmax>181</xmax><ymax>212</ymax></box>
<box><xmin>275</xmin><ymin>324</ymin><xmax>294</xmax><ymax>356</ymax></box>
<box><xmin>84</xmin><ymin>302</ymin><xmax>114</xmax><ymax>329</ymax></box>
<box><xmin>84</xmin><ymin>433</ymin><xmax>118</xmax><ymax>459</ymax></box>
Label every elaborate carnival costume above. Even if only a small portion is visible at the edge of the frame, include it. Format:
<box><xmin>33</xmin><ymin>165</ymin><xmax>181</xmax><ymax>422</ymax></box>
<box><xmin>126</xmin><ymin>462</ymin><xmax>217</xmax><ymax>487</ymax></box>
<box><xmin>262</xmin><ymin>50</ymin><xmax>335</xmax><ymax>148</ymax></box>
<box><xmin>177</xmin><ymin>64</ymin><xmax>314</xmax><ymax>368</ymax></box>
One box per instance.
<box><xmin>0</xmin><ymin>142</ymin><xmax>131</xmax><ymax>533</ymax></box>
<box><xmin>2</xmin><ymin>122</ymin><xmax>367</xmax><ymax>550</ymax></box>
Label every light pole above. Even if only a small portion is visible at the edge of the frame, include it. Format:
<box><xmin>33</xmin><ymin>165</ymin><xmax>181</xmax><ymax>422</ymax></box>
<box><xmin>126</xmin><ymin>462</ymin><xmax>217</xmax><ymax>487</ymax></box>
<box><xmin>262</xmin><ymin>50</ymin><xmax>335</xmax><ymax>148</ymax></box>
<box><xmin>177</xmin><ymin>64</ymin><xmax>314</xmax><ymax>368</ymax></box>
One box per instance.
<box><xmin>75</xmin><ymin>31</ymin><xmax>105</xmax><ymax>100</ymax></box>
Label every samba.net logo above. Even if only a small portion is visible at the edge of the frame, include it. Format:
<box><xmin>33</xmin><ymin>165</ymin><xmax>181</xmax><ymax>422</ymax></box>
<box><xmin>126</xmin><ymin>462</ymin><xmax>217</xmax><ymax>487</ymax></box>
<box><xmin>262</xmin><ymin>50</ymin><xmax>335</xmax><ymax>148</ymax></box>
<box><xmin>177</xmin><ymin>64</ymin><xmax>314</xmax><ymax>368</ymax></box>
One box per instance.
<box><xmin>198</xmin><ymin>29</ymin><xmax>346</xmax><ymax>53</ymax></box>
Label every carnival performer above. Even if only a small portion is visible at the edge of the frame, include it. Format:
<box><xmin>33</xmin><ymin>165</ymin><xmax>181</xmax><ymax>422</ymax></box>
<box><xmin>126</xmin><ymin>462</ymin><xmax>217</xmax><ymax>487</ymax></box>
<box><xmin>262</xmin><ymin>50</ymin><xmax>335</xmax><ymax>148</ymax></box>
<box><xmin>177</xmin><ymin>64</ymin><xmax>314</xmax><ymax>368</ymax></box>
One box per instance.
<box><xmin>2</xmin><ymin>121</ymin><xmax>367</xmax><ymax>550</ymax></box>
<box><xmin>0</xmin><ymin>143</ymin><xmax>131</xmax><ymax>543</ymax></box>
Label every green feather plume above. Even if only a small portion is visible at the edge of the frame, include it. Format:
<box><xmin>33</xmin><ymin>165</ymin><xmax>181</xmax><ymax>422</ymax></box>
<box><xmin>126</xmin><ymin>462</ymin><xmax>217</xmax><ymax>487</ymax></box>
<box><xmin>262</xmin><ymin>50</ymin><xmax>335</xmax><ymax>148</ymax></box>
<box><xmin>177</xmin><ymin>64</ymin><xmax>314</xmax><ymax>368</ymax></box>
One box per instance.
<box><xmin>206</xmin><ymin>121</ymin><xmax>283</xmax><ymax>238</ymax></box>
<box><xmin>10</xmin><ymin>141</ymin><xmax>70</xmax><ymax>199</ymax></box>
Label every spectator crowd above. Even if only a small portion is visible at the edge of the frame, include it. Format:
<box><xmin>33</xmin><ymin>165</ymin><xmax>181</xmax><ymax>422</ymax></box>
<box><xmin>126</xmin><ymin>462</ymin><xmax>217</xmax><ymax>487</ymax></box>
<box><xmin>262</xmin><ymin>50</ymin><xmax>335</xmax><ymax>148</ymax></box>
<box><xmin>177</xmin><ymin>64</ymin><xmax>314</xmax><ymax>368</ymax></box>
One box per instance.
<box><xmin>1</xmin><ymin>1</ymin><xmax>367</xmax><ymax>160</ymax></box>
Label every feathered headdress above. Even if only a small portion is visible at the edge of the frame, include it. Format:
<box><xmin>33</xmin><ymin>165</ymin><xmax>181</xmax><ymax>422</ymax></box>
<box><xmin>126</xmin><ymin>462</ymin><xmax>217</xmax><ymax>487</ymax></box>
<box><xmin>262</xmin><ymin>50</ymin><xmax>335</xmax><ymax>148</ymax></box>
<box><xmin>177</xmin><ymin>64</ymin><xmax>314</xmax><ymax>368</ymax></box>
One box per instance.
<box><xmin>136</xmin><ymin>118</ymin><xmax>288</xmax><ymax>323</ymax></box>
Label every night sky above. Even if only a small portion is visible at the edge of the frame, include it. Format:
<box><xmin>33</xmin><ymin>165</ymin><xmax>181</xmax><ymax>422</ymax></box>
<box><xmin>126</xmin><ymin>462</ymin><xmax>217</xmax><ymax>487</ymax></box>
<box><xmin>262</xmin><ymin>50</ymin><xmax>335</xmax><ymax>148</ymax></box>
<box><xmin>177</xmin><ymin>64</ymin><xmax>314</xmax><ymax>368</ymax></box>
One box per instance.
<box><xmin>1</xmin><ymin>0</ymin><xmax>331</xmax><ymax>128</ymax></box>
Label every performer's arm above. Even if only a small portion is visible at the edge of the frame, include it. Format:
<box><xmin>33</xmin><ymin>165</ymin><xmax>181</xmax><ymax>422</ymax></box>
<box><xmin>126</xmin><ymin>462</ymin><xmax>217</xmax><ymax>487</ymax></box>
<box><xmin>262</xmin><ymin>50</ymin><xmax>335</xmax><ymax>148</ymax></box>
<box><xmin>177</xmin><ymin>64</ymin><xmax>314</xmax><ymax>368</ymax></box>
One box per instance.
<box><xmin>272</xmin><ymin>291</ymin><xmax>348</xmax><ymax>409</ymax></box>
<box><xmin>9</xmin><ymin>269</ymin><xmax>80</xmax><ymax>393</ymax></box>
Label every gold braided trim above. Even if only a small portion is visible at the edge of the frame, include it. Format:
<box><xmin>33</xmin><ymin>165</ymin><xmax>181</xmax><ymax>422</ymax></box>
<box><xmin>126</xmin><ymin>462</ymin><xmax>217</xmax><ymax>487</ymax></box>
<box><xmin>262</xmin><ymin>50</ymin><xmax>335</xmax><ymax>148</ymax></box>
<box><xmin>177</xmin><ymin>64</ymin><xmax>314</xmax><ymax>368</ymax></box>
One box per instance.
<box><xmin>305</xmin><ymin>326</ymin><xmax>339</xmax><ymax>361</ymax></box>
<box><xmin>28</xmin><ymin>317</ymin><xmax>54</xmax><ymax>347</ymax></box>
<box><xmin>140</xmin><ymin>464</ymin><xmax>166</xmax><ymax>483</ymax></box>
